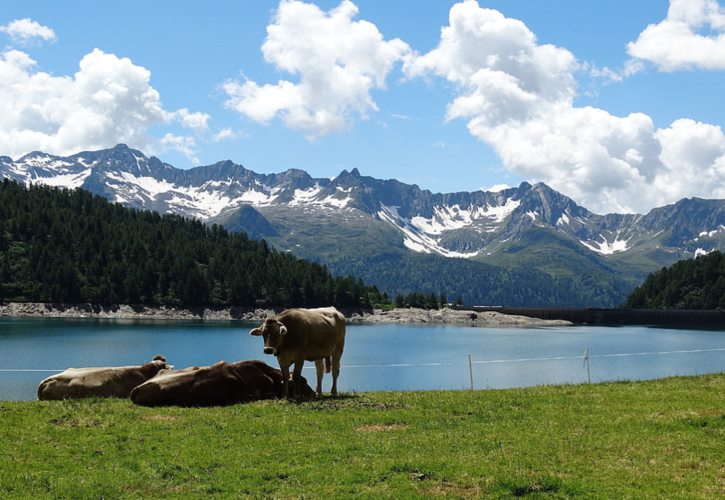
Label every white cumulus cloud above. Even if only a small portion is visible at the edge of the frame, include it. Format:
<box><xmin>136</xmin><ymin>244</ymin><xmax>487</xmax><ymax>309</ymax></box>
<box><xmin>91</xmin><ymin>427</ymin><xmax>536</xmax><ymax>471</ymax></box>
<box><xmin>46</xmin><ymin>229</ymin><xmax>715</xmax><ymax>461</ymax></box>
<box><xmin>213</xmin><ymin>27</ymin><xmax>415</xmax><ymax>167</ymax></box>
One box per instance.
<box><xmin>483</xmin><ymin>183</ymin><xmax>511</xmax><ymax>193</ymax></box>
<box><xmin>0</xmin><ymin>47</ymin><xmax>207</xmax><ymax>161</ymax></box>
<box><xmin>212</xmin><ymin>128</ymin><xmax>243</xmax><ymax>142</ymax></box>
<box><xmin>224</xmin><ymin>0</ymin><xmax>410</xmax><ymax>140</ymax></box>
<box><xmin>174</xmin><ymin>108</ymin><xmax>211</xmax><ymax>131</ymax></box>
<box><xmin>627</xmin><ymin>0</ymin><xmax>725</xmax><ymax>71</ymax></box>
<box><xmin>159</xmin><ymin>133</ymin><xmax>200</xmax><ymax>163</ymax></box>
<box><xmin>405</xmin><ymin>0</ymin><xmax>725</xmax><ymax>213</ymax></box>
<box><xmin>655</xmin><ymin>119</ymin><xmax>725</xmax><ymax>201</ymax></box>
<box><xmin>0</xmin><ymin>18</ymin><xmax>56</xmax><ymax>46</ymax></box>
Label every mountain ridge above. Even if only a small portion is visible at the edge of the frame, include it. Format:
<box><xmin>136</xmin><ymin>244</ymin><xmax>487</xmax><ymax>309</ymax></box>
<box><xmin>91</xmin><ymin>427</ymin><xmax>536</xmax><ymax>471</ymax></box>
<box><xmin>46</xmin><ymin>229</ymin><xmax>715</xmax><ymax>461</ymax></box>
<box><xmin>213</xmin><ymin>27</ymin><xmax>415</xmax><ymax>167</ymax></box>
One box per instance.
<box><xmin>2</xmin><ymin>144</ymin><xmax>723</xmax><ymax>306</ymax></box>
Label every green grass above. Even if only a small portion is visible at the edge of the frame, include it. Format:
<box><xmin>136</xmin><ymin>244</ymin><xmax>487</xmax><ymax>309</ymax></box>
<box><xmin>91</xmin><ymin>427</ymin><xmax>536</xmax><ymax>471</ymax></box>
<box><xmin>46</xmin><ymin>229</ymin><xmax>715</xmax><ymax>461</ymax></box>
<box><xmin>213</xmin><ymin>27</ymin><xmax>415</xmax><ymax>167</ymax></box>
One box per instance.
<box><xmin>1</xmin><ymin>374</ymin><xmax>723</xmax><ymax>498</ymax></box>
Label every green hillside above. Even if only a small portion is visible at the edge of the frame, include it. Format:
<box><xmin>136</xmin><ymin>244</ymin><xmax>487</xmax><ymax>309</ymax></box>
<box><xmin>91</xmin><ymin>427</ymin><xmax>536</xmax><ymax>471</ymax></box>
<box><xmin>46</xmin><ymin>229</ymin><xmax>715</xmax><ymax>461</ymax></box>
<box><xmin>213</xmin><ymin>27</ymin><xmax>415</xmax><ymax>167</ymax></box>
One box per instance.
<box><xmin>0</xmin><ymin>180</ymin><xmax>385</xmax><ymax>308</ymax></box>
<box><xmin>624</xmin><ymin>251</ymin><xmax>725</xmax><ymax>309</ymax></box>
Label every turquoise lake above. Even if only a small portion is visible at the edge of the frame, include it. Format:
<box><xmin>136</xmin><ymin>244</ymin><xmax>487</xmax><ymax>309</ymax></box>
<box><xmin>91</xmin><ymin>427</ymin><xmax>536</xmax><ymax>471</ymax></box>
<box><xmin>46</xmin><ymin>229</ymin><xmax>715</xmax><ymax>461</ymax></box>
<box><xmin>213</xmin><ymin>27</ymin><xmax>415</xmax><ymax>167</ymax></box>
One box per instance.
<box><xmin>0</xmin><ymin>318</ymin><xmax>723</xmax><ymax>400</ymax></box>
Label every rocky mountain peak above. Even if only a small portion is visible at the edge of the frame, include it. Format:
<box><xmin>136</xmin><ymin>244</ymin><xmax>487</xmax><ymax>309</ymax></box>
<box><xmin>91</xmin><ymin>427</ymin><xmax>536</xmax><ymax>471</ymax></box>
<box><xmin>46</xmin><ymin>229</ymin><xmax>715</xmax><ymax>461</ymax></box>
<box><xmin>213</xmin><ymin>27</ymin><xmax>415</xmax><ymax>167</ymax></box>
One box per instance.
<box><xmin>0</xmin><ymin>145</ymin><xmax>722</xmax><ymax>267</ymax></box>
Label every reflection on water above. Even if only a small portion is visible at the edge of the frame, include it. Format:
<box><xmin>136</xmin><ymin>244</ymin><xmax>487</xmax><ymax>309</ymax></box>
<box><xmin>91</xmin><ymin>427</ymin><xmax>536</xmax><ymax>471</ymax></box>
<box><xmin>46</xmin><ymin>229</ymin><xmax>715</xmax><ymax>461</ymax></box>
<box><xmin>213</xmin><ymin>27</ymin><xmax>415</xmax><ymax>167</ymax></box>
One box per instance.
<box><xmin>0</xmin><ymin>318</ymin><xmax>723</xmax><ymax>400</ymax></box>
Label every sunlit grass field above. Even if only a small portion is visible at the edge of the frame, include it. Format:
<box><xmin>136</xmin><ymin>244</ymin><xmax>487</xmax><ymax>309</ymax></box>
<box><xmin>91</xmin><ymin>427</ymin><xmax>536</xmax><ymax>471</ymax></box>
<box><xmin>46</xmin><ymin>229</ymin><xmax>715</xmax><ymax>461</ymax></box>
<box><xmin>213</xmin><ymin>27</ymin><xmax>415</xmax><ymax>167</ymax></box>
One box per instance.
<box><xmin>1</xmin><ymin>374</ymin><xmax>723</xmax><ymax>497</ymax></box>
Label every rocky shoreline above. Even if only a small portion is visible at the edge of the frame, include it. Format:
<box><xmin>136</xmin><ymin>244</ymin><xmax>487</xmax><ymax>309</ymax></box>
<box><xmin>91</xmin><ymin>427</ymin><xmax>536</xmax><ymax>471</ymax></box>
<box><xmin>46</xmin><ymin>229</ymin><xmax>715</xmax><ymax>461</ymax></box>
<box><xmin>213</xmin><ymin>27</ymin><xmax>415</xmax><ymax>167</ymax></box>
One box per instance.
<box><xmin>0</xmin><ymin>302</ymin><xmax>571</xmax><ymax>327</ymax></box>
<box><xmin>0</xmin><ymin>302</ymin><xmax>273</xmax><ymax>321</ymax></box>
<box><xmin>348</xmin><ymin>307</ymin><xmax>571</xmax><ymax>327</ymax></box>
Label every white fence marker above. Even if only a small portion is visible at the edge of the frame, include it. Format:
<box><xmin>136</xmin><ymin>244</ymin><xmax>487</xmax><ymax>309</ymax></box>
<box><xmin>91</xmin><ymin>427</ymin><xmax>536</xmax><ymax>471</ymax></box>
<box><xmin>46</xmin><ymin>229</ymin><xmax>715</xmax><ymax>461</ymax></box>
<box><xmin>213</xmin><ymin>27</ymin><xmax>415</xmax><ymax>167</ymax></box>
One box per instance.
<box><xmin>583</xmin><ymin>347</ymin><xmax>591</xmax><ymax>384</ymax></box>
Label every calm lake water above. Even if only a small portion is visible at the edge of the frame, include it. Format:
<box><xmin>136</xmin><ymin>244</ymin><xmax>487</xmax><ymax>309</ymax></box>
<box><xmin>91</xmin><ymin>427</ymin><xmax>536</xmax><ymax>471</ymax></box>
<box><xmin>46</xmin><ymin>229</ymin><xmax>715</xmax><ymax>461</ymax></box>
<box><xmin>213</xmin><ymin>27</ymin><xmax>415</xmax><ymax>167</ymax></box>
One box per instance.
<box><xmin>1</xmin><ymin>318</ymin><xmax>723</xmax><ymax>401</ymax></box>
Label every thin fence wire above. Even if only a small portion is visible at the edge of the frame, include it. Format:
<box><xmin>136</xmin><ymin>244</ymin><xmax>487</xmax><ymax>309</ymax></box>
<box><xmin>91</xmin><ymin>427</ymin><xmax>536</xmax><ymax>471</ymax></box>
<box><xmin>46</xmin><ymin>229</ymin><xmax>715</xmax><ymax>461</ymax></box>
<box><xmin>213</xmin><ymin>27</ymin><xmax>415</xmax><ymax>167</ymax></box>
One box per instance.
<box><xmin>2</xmin><ymin>347</ymin><xmax>723</xmax><ymax>373</ymax></box>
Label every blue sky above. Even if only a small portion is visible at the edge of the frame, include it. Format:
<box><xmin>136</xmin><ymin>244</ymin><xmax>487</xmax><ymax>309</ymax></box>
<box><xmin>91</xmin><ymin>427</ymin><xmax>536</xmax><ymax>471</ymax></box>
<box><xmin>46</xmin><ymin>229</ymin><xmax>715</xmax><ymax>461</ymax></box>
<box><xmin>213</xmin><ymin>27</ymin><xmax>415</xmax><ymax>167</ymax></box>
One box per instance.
<box><xmin>2</xmin><ymin>0</ymin><xmax>725</xmax><ymax>214</ymax></box>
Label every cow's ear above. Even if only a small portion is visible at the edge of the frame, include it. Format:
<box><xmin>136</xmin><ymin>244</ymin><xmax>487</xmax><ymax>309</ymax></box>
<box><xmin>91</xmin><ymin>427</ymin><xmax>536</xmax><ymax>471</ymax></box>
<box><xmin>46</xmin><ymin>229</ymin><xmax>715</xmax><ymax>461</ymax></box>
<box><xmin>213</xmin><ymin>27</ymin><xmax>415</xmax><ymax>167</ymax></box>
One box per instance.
<box><xmin>279</xmin><ymin>325</ymin><xmax>288</xmax><ymax>336</ymax></box>
<box><xmin>250</xmin><ymin>327</ymin><xmax>262</xmax><ymax>336</ymax></box>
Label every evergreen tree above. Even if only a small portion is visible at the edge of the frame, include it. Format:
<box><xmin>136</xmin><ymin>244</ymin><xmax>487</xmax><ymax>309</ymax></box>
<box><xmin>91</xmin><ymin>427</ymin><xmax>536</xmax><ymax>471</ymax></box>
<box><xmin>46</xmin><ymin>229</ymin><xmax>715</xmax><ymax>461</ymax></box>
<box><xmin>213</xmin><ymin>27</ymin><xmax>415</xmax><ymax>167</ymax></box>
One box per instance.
<box><xmin>624</xmin><ymin>251</ymin><xmax>725</xmax><ymax>309</ymax></box>
<box><xmin>0</xmin><ymin>180</ymin><xmax>391</xmax><ymax>309</ymax></box>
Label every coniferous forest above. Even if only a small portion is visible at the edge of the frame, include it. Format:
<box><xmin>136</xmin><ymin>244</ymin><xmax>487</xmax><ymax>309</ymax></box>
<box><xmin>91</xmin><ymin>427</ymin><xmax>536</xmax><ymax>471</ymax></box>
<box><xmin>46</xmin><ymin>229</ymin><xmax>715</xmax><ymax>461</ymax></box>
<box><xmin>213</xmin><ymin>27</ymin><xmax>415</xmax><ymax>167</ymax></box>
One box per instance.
<box><xmin>624</xmin><ymin>251</ymin><xmax>725</xmax><ymax>309</ymax></box>
<box><xmin>0</xmin><ymin>180</ymin><xmax>387</xmax><ymax>309</ymax></box>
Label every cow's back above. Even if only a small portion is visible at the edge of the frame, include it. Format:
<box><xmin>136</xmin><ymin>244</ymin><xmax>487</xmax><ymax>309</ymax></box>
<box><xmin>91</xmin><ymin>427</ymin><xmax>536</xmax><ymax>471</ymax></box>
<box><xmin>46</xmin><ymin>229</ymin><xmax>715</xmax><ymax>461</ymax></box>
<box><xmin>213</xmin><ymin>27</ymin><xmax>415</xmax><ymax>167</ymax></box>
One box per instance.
<box><xmin>131</xmin><ymin>362</ymin><xmax>250</xmax><ymax>407</ymax></box>
<box><xmin>38</xmin><ymin>365</ymin><xmax>156</xmax><ymax>400</ymax></box>
<box><xmin>307</xmin><ymin>307</ymin><xmax>346</xmax><ymax>334</ymax></box>
<box><xmin>277</xmin><ymin>307</ymin><xmax>345</xmax><ymax>360</ymax></box>
<box><xmin>306</xmin><ymin>307</ymin><xmax>346</xmax><ymax>352</ymax></box>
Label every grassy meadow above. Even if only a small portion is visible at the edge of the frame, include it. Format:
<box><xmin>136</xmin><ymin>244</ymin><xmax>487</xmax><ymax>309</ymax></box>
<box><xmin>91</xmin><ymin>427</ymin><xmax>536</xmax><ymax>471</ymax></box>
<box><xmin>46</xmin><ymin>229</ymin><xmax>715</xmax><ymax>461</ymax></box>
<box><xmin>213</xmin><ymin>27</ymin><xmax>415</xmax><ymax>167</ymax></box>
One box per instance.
<box><xmin>1</xmin><ymin>374</ymin><xmax>723</xmax><ymax>498</ymax></box>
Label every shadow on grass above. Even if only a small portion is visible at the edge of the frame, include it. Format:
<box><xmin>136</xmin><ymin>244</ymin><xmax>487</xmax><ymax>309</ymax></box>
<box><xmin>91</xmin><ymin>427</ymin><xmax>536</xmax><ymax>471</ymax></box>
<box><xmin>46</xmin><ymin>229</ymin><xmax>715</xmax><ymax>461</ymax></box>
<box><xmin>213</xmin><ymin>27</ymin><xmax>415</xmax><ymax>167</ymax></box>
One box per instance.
<box><xmin>498</xmin><ymin>476</ymin><xmax>586</xmax><ymax>497</ymax></box>
<box><xmin>287</xmin><ymin>392</ymin><xmax>405</xmax><ymax>411</ymax></box>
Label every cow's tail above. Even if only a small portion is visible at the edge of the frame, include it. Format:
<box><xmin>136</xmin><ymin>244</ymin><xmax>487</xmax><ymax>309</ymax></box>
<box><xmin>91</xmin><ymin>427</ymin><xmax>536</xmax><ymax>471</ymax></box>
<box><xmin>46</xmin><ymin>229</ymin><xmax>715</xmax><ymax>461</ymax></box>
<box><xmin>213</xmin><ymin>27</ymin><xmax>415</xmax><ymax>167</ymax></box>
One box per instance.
<box><xmin>324</xmin><ymin>355</ymin><xmax>332</xmax><ymax>373</ymax></box>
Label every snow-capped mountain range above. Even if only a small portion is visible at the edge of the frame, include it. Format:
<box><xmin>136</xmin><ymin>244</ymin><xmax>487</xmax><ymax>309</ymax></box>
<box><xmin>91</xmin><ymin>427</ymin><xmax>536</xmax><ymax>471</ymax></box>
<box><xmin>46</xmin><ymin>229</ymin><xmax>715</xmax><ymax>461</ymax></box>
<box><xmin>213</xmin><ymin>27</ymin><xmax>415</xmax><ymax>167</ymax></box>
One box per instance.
<box><xmin>2</xmin><ymin>144</ymin><xmax>724</xmax><ymax>305</ymax></box>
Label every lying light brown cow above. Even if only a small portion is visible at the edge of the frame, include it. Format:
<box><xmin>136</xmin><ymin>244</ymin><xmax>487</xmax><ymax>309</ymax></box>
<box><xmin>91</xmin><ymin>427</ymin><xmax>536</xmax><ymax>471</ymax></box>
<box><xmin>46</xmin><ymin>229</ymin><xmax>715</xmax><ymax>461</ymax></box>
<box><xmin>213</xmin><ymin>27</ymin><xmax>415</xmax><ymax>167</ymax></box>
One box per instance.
<box><xmin>37</xmin><ymin>355</ymin><xmax>171</xmax><ymax>400</ymax></box>
<box><xmin>250</xmin><ymin>307</ymin><xmax>346</xmax><ymax>398</ymax></box>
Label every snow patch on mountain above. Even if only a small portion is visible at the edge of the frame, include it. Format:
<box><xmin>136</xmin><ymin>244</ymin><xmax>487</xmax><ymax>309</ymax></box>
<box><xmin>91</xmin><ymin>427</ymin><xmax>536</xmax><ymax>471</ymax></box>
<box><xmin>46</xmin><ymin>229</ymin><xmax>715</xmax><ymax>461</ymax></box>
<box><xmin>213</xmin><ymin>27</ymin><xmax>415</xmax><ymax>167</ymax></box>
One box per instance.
<box><xmin>106</xmin><ymin>172</ymin><xmax>175</xmax><ymax>199</ymax></box>
<box><xmin>5</xmin><ymin>154</ymin><xmax>92</xmax><ymax>189</ymax></box>
<box><xmin>76</xmin><ymin>158</ymin><xmax>98</xmax><ymax>169</ymax></box>
<box><xmin>411</xmin><ymin>206</ymin><xmax>471</xmax><ymax>235</ymax></box>
<box><xmin>289</xmin><ymin>185</ymin><xmax>322</xmax><ymax>206</ymax></box>
<box><xmin>409</xmin><ymin>198</ymin><xmax>520</xmax><ymax>236</ymax></box>
<box><xmin>694</xmin><ymin>226</ymin><xmax>725</xmax><ymax>243</ymax></box>
<box><xmin>239</xmin><ymin>188</ymin><xmax>276</xmax><ymax>205</ymax></box>
<box><xmin>698</xmin><ymin>226</ymin><xmax>725</xmax><ymax>238</ymax></box>
<box><xmin>321</xmin><ymin>194</ymin><xmax>353</xmax><ymax>208</ymax></box>
<box><xmin>17</xmin><ymin>154</ymin><xmax>65</xmax><ymax>168</ymax></box>
<box><xmin>321</xmin><ymin>187</ymin><xmax>353</xmax><ymax>208</ymax></box>
<box><xmin>484</xmin><ymin>198</ymin><xmax>521</xmax><ymax>223</ymax></box>
<box><xmin>287</xmin><ymin>185</ymin><xmax>352</xmax><ymax>209</ymax></box>
<box><xmin>580</xmin><ymin>233</ymin><xmax>630</xmax><ymax>255</ymax></box>
<box><xmin>34</xmin><ymin>170</ymin><xmax>91</xmax><ymax>189</ymax></box>
<box><xmin>168</xmin><ymin>192</ymin><xmax>239</xmax><ymax>218</ymax></box>
<box><xmin>378</xmin><ymin>205</ymin><xmax>481</xmax><ymax>258</ymax></box>
<box><xmin>201</xmin><ymin>179</ymin><xmax>234</xmax><ymax>189</ymax></box>
<box><xmin>105</xmin><ymin>170</ymin><xmax>287</xmax><ymax>216</ymax></box>
<box><xmin>132</xmin><ymin>154</ymin><xmax>145</xmax><ymax>170</ymax></box>
<box><xmin>106</xmin><ymin>171</ymin><xmax>250</xmax><ymax>217</ymax></box>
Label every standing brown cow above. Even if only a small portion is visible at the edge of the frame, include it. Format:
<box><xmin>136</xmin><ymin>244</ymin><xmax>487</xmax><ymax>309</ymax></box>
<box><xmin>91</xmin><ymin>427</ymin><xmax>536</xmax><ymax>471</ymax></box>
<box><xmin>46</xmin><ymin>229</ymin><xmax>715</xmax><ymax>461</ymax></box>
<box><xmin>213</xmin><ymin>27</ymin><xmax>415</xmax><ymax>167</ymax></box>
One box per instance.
<box><xmin>250</xmin><ymin>307</ymin><xmax>346</xmax><ymax>398</ymax></box>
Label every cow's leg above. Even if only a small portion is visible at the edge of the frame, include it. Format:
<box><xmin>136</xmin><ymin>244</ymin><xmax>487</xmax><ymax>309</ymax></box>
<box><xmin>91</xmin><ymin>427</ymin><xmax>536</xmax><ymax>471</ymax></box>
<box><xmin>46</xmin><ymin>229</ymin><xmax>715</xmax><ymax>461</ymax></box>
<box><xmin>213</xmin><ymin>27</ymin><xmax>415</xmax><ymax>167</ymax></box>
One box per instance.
<box><xmin>278</xmin><ymin>360</ymin><xmax>291</xmax><ymax>399</ymax></box>
<box><xmin>314</xmin><ymin>359</ymin><xmax>324</xmax><ymax>396</ymax></box>
<box><xmin>331</xmin><ymin>353</ymin><xmax>341</xmax><ymax>396</ymax></box>
<box><xmin>291</xmin><ymin>359</ymin><xmax>304</xmax><ymax>399</ymax></box>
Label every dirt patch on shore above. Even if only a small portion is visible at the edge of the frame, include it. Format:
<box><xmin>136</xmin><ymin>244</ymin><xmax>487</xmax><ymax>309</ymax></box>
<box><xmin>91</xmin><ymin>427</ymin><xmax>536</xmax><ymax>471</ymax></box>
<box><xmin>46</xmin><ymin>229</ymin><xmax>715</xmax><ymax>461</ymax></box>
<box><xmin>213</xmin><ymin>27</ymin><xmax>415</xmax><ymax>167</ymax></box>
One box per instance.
<box><xmin>355</xmin><ymin>423</ymin><xmax>409</xmax><ymax>432</ymax></box>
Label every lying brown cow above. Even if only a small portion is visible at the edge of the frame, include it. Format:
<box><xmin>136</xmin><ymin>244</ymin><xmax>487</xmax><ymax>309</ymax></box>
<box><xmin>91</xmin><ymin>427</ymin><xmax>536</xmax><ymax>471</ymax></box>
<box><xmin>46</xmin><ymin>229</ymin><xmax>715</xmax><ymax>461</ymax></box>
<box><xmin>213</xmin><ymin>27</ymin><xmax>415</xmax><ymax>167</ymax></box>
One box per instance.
<box><xmin>37</xmin><ymin>355</ymin><xmax>171</xmax><ymax>400</ymax></box>
<box><xmin>130</xmin><ymin>360</ymin><xmax>314</xmax><ymax>406</ymax></box>
<box><xmin>250</xmin><ymin>307</ymin><xmax>346</xmax><ymax>398</ymax></box>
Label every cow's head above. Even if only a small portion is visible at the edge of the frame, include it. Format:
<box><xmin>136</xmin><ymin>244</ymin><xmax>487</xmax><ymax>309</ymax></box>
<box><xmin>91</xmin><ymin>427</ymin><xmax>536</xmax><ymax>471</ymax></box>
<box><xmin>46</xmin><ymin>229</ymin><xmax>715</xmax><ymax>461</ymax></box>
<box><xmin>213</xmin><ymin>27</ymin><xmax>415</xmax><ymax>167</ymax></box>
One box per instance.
<box><xmin>151</xmin><ymin>355</ymin><xmax>172</xmax><ymax>370</ymax></box>
<box><xmin>250</xmin><ymin>319</ymin><xmax>287</xmax><ymax>356</ymax></box>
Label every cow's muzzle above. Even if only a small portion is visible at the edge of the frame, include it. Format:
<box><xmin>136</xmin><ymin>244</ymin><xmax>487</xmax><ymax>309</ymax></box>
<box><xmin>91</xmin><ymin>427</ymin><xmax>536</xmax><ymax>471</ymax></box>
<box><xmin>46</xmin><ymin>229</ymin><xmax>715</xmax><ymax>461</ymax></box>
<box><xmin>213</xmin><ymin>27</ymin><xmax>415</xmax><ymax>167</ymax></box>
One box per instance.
<box><xmin>263</xmin><ymin>347</ymin><xmax>276</xmax><ymax>355</ymax></box>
